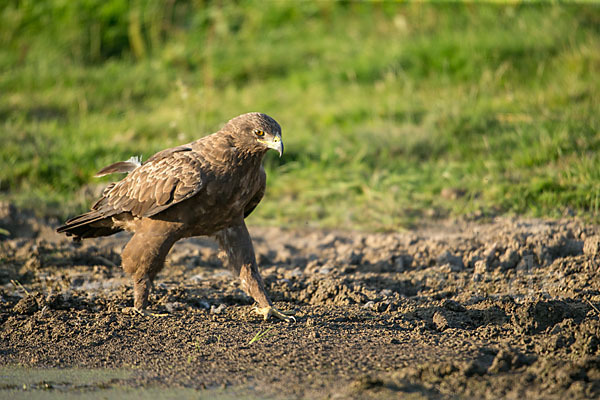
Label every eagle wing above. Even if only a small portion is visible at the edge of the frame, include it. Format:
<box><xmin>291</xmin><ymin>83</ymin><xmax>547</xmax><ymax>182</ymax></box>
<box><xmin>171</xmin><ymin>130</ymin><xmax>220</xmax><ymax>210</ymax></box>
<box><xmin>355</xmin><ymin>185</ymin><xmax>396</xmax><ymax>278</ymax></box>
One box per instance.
<box><xmin>91</xmin><ymin>146</ymin><xmax>205</xmax><ymax>218</ymax></box>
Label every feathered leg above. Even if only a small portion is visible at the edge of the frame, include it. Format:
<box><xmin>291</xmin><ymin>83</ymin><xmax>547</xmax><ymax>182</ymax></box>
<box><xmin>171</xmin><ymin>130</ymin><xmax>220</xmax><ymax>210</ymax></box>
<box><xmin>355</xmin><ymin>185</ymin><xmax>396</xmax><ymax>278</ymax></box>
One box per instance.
<box><xmin>121</xmin><ymin>228</ymin><xmax>177</xmax><ymax>315</ymax></box>
<box><xmin>214</xmin><ymin>221</ymin><xmax>295</xmax><ymax>322</ymax></box>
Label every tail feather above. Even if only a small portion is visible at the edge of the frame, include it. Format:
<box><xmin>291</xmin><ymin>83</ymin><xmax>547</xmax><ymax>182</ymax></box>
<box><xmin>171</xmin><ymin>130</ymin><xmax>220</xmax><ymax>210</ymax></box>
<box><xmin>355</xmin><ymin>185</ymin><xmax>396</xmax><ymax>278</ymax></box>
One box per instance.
<box><xmin>95</xmin><ymin>156</ymin><xmax>142</xmax><ymax>177</ymax></box>
<box><xmin>56</xmin><ymin>211</ymin><xmax>121</xmax><ymax>240</ymax></box>
<box><xmin>59</xmin><ymin>156</ymin><xmax>140</xmax><ymax>240</ymax></box>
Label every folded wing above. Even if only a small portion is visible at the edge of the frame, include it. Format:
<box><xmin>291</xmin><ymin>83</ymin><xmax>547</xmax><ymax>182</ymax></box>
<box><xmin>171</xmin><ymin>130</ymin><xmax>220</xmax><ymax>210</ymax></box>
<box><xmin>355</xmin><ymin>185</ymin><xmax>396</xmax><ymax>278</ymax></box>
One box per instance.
<box><xmin>92</xmin><ymin>147</ymin><xmax>204</xmax><ymax>218</ymax></box>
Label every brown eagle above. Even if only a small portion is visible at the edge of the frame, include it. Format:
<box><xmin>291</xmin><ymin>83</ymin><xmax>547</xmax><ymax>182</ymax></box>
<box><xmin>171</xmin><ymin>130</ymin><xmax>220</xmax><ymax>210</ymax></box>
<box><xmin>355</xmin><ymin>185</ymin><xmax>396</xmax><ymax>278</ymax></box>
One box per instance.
<box><xmin>57</xmin><ymin>112</ymin><xmax>293</xmax><ymax>321</ymax></box>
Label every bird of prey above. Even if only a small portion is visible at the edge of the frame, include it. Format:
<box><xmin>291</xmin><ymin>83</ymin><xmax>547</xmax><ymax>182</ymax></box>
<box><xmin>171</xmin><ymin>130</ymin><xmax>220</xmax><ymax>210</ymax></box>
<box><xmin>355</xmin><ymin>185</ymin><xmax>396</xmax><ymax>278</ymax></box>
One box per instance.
<box><xmin>57</xmin><ymin>112</ymin><xmax>293</xmax><ymax>322</ymax></box>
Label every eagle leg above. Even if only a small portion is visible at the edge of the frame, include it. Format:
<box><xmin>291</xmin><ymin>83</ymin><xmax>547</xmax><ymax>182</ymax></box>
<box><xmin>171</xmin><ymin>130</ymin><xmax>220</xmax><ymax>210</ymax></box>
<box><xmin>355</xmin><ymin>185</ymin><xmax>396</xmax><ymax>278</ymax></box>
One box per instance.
<box><xmin>253</xmin><ymin>306</ymin><xmax>296</xmax><ymax>322</ymax></box>
<box><xmin>120</xmin><ymin>274</ymin><xmax>168</xmax><ymax>317</ymax></box>
<box><xmin>121</xmin><ymin>228</ymin><xmax>177</xmax><ymax>315</ymax></box>
<box><xmin>215</xmin><ymin>221</ymin><xmax>294</xmax><ymax>322</ymax></box>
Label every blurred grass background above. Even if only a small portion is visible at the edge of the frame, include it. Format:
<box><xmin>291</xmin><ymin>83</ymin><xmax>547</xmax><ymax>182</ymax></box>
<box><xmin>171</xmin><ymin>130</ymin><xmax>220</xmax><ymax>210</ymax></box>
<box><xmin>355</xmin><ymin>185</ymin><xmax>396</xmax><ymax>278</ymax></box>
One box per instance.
<box><xmin>0</xmin><ymin>1</ymin><xmax>599</xmax><ymax>230</ymax></box>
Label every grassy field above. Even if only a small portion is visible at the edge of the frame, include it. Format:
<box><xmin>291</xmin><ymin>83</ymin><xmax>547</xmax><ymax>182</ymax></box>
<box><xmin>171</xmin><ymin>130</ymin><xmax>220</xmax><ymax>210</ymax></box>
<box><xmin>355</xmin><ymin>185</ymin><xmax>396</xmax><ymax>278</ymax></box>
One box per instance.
<box><xmin>1</xmin><ymin>2</ymin><xmax>599</xmax><ymax>230</ymax></box>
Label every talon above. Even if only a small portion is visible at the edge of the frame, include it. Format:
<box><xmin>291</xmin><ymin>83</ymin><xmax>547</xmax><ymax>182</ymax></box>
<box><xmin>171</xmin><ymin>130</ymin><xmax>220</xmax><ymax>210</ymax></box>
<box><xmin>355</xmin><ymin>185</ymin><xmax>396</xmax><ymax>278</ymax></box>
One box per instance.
<box><xmin>253</xmin><ymin>306</ymin><xmax>296</xmax><ymax>322</ymax></box>
<box><xmin>121</xmin><ymin>307</ymin><xmax>169</xmax><ymax>317</ymax></box>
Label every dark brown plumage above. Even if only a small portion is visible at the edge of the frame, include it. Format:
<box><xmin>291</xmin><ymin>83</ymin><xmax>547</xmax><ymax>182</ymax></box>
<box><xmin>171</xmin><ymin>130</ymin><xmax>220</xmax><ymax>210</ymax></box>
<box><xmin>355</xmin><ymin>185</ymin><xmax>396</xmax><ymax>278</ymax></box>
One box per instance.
<box><xmin>57</xmin><ymin>112</ymin><xmax>292</xmax><ymax>321</ymax></box>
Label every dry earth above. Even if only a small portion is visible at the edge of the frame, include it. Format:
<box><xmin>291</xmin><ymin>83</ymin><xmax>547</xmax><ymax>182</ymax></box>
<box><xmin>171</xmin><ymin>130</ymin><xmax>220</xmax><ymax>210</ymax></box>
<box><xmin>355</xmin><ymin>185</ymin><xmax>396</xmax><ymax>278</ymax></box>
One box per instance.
<box><xmin>1</xmin><ymin>202</ymin><xmax>600</xmax><ymax>399</ymax></box>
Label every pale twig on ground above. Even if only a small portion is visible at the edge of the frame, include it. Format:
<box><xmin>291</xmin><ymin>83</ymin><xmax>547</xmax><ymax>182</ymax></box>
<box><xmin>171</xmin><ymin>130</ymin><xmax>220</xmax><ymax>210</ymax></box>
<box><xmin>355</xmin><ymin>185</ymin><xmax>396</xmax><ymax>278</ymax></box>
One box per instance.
<box><xmin>10</xmin><ymin>279</ymin><xmax>29</xmax><ymax>296</ymax></box>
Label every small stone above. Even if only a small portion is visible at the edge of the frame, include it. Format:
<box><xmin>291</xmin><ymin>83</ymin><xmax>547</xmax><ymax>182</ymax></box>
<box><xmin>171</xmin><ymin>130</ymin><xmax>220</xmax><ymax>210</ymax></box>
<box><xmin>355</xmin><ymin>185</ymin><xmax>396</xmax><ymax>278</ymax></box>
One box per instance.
<box><xmin>197</xmin><ymin>301</ymin><xmax>210</xmax><ymax>309</ymax></box>
<box><xmin>485</xmin><ymin>242</ymin><xmax>500</xmax><ymax>264</ymax></box>
<box><xmin>437</xmin><ymin>251</ymin><xmax>464</xmax><ymax>271</ymax></box>
<box><xmin>432</xmin><ymin>311</ymin><xmax>449</xmax><ymax>331</ymax></box>
<box><xmin>362</xmin><ymin>301</ymin><xmax>375</xmax><ymax>310</ymax></box>
<box><xmin>23</xmin><ymin>256</ymin><xmax>41</xmax><ymax>270</ymax></box>
<box><xmin>277</xmin><ymin>278</ymin><xmax>291</xmax><ymax>286</ymax></box>
<box><xmin>500</xmin><ymin>249</ymin><xmax>520</xmax><ymax>270</ymax></box>
<box><xmin>474</xmin><ymin>260</ymin><xmax>489</xmax><ymax>274</ymax></box>
<box><xmin>583</xmin><ymin>236</ymin><xmax>600</xmax><ymax>257</ymax></box>
<box><xmin>289</xmin><ymin>268</ymin><xmax>303</xmax><ymax>278</ymax></box>
<box><xmin>210</xmin><ymin>304</ymin><xmax>226</xmax><ymax>314</ymax></box>
<box><xmin>374</xmin><ymin>300</ymin><xmax>392</xmax><ymax>312</ymax></box>
<box><xmin>305</xmin><ymin>258</ymin><xmax>320</xmax><ymax>271</ymax></box>
<box><xmin>318</xmin><ymin>266</ymin><xmax>332</xmax><ymax>275</ymax></box>
<box><xmin>165</xmin><ymin>302</ymin><xmax>185</xmax><ymax>313</ymax></box>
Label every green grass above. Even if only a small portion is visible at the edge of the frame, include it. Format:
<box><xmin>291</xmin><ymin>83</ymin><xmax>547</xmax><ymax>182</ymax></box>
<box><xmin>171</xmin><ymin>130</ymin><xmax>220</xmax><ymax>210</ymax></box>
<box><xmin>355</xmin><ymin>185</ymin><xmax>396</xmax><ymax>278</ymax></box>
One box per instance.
<box><xmin>248</xmin><ymin>327</ymin><xmax>275</xmax><ymax>345</ymax></box>
<box><xmin>1</xmin><ymin>2</ymin><xmax>599</xmax><ymax>230</ymax></box>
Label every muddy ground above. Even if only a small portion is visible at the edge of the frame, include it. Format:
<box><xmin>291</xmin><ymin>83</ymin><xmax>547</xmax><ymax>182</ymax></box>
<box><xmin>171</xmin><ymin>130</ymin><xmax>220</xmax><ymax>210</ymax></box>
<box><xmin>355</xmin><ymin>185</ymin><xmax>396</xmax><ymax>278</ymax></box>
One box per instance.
<box><xmin>1</xmin><ymin>203</ymin><xmax>600</xmax><ymax>399</ymax></box>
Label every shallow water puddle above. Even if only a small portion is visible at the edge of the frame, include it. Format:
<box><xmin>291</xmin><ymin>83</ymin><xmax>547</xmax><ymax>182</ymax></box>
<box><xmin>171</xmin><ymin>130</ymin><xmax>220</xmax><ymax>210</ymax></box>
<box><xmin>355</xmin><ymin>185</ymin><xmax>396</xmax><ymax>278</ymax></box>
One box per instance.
<box><xmin>0</xmin><ymin>366</ymin><xmax>260</xmax><ymax>400</ymax></box>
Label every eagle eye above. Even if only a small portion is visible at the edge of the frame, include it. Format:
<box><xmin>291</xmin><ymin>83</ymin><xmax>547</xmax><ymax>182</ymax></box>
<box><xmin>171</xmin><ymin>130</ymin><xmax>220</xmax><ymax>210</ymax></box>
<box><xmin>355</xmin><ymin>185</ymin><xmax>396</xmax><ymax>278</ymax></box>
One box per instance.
<box><xmin>253</xmin><ymin>129</ymin><xmax>265</xmax><ymax>137</ymax></box>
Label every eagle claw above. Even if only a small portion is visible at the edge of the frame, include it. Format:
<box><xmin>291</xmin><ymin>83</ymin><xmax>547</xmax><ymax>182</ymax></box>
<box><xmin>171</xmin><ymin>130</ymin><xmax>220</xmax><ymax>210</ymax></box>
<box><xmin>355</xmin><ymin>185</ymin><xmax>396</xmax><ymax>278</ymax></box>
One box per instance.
<box><xmin>122</xmin><ymin>307</ymin><xmax>169</xmax><ymax>317</ymax></box>
<box><xmin>253</xmin><ymin>306</ymin><xmax>296</xmax><ymax>322</ymax></box>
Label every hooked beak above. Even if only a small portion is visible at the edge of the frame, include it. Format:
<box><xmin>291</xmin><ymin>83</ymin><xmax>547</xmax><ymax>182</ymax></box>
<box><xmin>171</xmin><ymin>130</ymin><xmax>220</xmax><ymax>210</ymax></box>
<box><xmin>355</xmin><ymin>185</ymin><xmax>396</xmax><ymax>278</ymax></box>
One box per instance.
<box><xmin>260</xmin><ymin>134</ymin><xmax>284</xmax><ymax>157</ymax></box>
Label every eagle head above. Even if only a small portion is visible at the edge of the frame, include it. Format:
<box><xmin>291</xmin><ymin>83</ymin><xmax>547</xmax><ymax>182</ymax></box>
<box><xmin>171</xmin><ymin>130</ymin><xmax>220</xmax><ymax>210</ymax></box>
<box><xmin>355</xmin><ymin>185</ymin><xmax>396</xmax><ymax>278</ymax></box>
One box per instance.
<box><xmin>223</xmin><ymin>112</ymin><xmax>283</xmax><ymax>157</ymax></box>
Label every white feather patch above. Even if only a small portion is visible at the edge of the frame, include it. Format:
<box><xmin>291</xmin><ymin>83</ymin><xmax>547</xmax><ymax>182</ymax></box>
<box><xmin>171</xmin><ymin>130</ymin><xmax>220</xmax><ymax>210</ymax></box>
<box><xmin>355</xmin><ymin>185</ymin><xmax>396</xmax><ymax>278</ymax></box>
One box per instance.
<box><xmin>127</xmin><ymin>155</ymin><xmax>142</xmax><ymax>168</ymax></box>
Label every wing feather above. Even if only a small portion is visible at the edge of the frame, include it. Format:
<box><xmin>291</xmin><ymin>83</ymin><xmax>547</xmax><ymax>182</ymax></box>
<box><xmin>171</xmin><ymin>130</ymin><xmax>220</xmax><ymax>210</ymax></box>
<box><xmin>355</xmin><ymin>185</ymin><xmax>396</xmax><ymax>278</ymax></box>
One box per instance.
<box><xmin>92</xmin><ymin>147</ymin><xmax>206</xmax><ymax>218</ymax></box>
<box><xmin>154</xmin><ymin>177</ymin><xmax>169</xmax><ymax>205</ymax></box>
<box><xmin>156</xmin><ymin>185</ymin><xmax>173</xmax><ymax>206</ymax></box>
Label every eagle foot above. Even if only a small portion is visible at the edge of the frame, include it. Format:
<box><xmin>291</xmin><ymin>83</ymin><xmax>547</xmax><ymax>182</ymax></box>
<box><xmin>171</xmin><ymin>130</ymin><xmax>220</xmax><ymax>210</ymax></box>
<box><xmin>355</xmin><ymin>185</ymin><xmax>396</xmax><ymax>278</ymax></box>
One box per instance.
<box><xmin>121</xmin><ymin>306</ymin><xmax>169</xmax><ymax>317</ymax></box>
<box><xmin>252</xmin><ymin>306</ymin><xmax>296</xmax><ymax>322</ymax></box>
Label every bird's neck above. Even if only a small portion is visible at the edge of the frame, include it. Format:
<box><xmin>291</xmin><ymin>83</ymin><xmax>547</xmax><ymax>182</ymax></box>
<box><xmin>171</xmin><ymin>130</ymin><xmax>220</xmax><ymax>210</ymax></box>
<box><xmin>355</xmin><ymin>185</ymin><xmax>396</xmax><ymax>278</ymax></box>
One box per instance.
<box><xmin>191</xmin><ymin>132</ymin><xmax>263</xmax><ymax>174</ymax></box>
<box><xmin>222</xmin><ymin>132</ymin><xmax>267</xmax><ymax>166</ymax></box>
<box><xmin>233</xmin><ymin>149</ymin><xmax>267</xmax><ymax>170</ymax></box>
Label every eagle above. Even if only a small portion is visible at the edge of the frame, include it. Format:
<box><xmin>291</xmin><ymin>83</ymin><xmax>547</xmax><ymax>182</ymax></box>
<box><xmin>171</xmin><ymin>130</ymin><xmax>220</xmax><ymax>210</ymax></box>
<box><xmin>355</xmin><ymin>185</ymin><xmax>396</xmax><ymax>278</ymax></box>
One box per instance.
<box><xmin>57</xmin><ymin>112</ymin><xmax>294</xmax><ymax>322</ymax></box>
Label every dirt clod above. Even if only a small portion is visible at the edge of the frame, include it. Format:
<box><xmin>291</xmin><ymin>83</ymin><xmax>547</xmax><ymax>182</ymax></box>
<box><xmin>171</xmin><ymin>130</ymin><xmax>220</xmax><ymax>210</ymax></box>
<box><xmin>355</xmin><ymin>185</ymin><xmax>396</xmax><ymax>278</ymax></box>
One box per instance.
<box><xmin>13</xmin><ymin>294</ymin><xmax>39</xmax><ymax>315</ymax></box>
<box><xmin>584</xmin><ymin>236</ymin><xmax>600</xmax><ymax>257</ymax></box>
